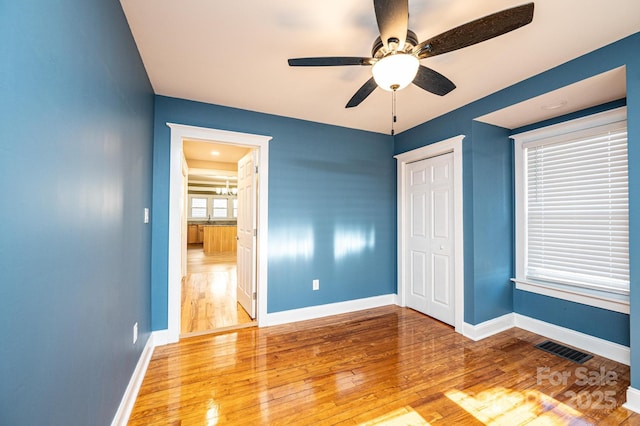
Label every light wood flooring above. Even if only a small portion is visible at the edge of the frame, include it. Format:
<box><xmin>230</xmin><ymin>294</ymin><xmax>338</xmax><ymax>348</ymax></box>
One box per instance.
<box><xmin>129</xmin><ymin>306</ymin><xmax>640</xmax><ymax>425</ymax></box>
<box><xmin>181</xmin><ymin>244</ymin><xmax>254</xmax><ymax>336</ymax></box>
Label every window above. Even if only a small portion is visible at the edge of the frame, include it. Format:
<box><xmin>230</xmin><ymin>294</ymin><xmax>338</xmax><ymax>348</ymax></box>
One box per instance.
<box><xmin>212</xmin><ymin>198</ymin><xmax>228</xmax><ymax>218</ymax></box>
<box><xmin>188</xmin><ymin>195</ymin><xmax>237</xmax><ymax>220</ymax></box>
<box><xmin>190</xmin><ymin>197</ymin><xmax>208</xmax><ymax>219</ymax></box>
<box><xmin>512</xmin><ymin>107</ymin><xmax>629</xmax><ymax>313</ymax></box>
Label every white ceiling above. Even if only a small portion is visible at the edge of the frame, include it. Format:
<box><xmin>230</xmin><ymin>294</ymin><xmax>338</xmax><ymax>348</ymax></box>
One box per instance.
<box><xmin>183</xmin><ymin>140</ymin><xmax>249</xmax><ymax>183</ymax></box>
<box><xmin>183</xmin><ymin>139</ymin><xmax>250</xmax><ymax>163</ymax></box>
<box><xmin>120</xmin><ymin>0</ymin><xmax>640</xmax><ymax>135</ymax></box>
<box><xmin>476</xmin><ymin>66</ymin><xmax>627</xmax><ymax>129</ymax></box>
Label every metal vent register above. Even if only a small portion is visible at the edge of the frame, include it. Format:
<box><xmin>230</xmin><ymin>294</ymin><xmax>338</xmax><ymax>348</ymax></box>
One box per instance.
<box><xmin>535</xmin><ymin>340</ymin><xmax>593</xmax><ymax>364</ymax></box>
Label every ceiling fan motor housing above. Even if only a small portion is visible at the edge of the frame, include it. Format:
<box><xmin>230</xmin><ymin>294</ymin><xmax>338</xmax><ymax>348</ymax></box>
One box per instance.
<box><xmin>372</xmin><ymin>30</ymin><xmax>419</xmax><ymax>58</ymax></box>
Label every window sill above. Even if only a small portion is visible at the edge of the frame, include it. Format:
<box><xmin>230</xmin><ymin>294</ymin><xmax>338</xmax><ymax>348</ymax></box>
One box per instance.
<box><xmin>511</xmin><ymin>278</ymin><xmax>629</xmax><ymax>314</ymax></box>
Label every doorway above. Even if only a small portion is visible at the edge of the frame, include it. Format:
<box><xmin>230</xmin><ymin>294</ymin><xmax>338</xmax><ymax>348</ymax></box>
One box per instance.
<box><xmin>166</xmin><ymin>123</ymin><xmax>271</xmax><ymax>344</ymax></box>
<box><xmin>395</xmin><ymin>135</ymin><xmax>465</xmax><ymax>333</ymax></box>
<box><xmin>181</xmin><ymin>141</ymin><xmax>256</xmax><ymax>336</ymax></box>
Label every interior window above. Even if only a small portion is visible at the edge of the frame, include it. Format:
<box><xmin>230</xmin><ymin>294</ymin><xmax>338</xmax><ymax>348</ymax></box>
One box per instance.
<box><xmin>512</xmin><ymin>107</ymin><xmax>628</xmax><ymax>312</ymax></box>
<box><xmin>188</xmin><ymin>195</ymin><xmax>236</xmax><ymax>220</ymax></box>
<box><xmin>212</xmin><ymin>198</ymin><xmax>228</xmax><ymax>218</ymax></box>
<box><xmin>190</xmin><ymin>197</ymin><xmax>208</xmax><ymax>218</ymax></box>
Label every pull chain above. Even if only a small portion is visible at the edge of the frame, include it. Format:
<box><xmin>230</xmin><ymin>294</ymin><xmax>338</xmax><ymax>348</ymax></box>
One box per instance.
<box><xmin>391</xmin><ymin>84</ymin><xmax>399</xmax><ymax>136</ymax></box>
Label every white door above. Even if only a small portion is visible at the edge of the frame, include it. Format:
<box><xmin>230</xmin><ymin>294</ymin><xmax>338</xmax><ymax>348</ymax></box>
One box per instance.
<box><xmin>405</xmin><ymin>152</ymin><xmax>455</xmax><ymax>325</ymax></box>
<box><xmin>237</xmin><ymin>151</ymin><xmax>257</xmax><ymax>319</ymax></box>
<box><xmin>181</xmin><ymin>158</ymin><xmax>188</xmax><ymax>278</ymax></box>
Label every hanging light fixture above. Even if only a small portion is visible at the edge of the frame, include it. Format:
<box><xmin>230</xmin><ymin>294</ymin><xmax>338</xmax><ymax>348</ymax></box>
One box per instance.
<box><xmin>368</xmin><ymin>35</ymin><xmax>421</xmax><ymax>135</ymax></box>
<box><xmin>372</xmin><ymin>53</ymin><xmax>419</xmax><ymax>92</ymax></box>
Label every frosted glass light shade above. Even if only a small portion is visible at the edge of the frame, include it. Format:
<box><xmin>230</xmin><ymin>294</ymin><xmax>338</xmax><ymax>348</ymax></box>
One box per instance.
<box><xmin>372</xmin><ymin>54</ymin><xmax>419</xmax><ymax>91</ymax></box>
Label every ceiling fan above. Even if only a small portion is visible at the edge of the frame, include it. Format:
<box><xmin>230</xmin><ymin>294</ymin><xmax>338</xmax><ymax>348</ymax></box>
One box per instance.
<box><xmin>288</xmin><ymin>1</ymin><xmax>535</xmax><ymax>109</ymax></box>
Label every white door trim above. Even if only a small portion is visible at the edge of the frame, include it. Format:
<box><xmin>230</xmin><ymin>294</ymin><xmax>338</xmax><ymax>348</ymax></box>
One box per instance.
<box><xmin>167</xmin><ymin>123</ymin><xmax>271</xmax><ymax>343</ymax></box>
<box><xmin>395</xmin><ymin>135</ymin><xmax>465</xmax><ymax>333</ymax></box>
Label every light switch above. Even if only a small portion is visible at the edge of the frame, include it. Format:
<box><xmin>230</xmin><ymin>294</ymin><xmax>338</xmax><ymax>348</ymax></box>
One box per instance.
<box><xmin>144</xmin><ymin>208</ymin><xmax>150</xmax><ymax>224</ymax></box>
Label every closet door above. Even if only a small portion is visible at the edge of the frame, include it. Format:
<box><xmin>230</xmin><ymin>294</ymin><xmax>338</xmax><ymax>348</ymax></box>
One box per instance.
<box><xmin>405</xmin><ymin>152</ymin><xmax>455</xmax><ymax>325</ymax></box>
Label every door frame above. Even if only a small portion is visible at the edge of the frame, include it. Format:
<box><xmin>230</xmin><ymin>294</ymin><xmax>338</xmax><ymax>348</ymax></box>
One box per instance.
<box><xmin>395</xmin><ymin>135</ymin><xmax>465</xmax><ymax>333</ymax></box>
<box><xmin>167</xmin><ymin>123</ymin><xmax>271</xmax><ymax>343</ymax></box>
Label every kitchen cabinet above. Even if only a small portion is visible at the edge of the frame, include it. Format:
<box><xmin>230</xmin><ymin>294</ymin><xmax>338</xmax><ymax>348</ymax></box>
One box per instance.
<box><xmin>187</xmin><ymin>224</ymin><xmax>198</xmax><ymax>244</ymax></box>
<box><xmin>203</xmin><ymin>226</ymin><xmax>237</xmax><ymax>254</ymax></box>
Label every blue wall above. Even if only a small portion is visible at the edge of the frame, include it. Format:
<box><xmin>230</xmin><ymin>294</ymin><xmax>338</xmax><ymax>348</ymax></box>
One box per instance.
<box><xmin>152</xmin><ymin>97</ymin><xmax>396</xmax><ymax>329</ymax></box>
<box><xmin>395</xmin><ymin>34</ymin><xmax>640</xmax><ymax>351</ymax></box>
<box><xmin>469</xmin><ymin>121</ymin><xmax>514</xmax><ymax>324</ymax></box>
<box><xmin>0</xmin><ymin>1</ymin><xmax>154</xmax><ymax>425</ymax></box>
<box><xmin>623</xmin><ymin>36</ymin><xmax>640</xmax><ymax>386</ymax></box>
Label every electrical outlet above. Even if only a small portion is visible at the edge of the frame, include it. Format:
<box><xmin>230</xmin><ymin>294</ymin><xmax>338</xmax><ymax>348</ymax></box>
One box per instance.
<box><xmin>313</xmin><ymin>279</ymin><xmax>319</xmax><ymax>291</ymax></box>
<box><xmin>133</xmin><ymin>322</ymin><xmax>138</xmax><ymax>345</ymax></box>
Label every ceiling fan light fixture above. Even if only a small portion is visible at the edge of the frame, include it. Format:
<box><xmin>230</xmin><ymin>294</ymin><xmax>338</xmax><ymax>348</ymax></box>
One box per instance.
<box><xmin>372</xmin><ymin>53</ymin><xmax>419</xmax><ymax>91</ymax></box>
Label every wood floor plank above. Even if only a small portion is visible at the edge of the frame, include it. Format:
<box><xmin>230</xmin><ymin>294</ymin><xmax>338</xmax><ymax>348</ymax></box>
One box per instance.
<box><xmin>129</xmin><ymin>306</ymin><xmax>640</xmax><ymax>425</ymax></box>
<box><xmin>181</xmin><ymin>245</ymin><xmax>254</xmax><ymax>335</ymax></box>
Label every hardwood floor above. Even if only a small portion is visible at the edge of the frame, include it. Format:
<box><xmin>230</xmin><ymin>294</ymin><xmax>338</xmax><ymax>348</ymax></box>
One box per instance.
<box><xmin>181</xmin><ymin>244</ymin><xmax>254</xmax><ymax>336</ymax></box>
<box><xmin>129</xmin><ymin>306</ymin><xmax>640</xmax><ymax>425</ymax></box>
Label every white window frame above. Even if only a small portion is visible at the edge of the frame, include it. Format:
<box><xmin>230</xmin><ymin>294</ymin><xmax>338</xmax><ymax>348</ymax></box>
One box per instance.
<box><xmin>188</xmin><ymin>195</ymin><xmax>209</xmax><ymax>219</ymax></box>
<box><xmin>512</xmin><ymin>106</ymin><xmax>629</xmax><ymax>314</ymax></box>
<box><xmin>211</xmin><ymin>197</ymin><xmax>229</xmax><ymax>218</ymax></box>
<box><xmin>188</xmin><ymin>194</ymin><xmax>237</xmax><ymax>221</ymax></box>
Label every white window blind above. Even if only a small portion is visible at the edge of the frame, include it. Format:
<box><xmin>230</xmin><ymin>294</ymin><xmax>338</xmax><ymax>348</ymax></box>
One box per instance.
<box><xmin>212</xmin><ymin>198</ymin><xmax>228</xmax><ymax>218</ymax></box>
<box><xmin>190</xmin><ymin>197</ymin><xmax>208</xmax><ymax>218</ymax></box>
<box><xmin>524</xmin><ymin>121</ymin><xmax>629</xmax><ymax>294</ymax></box>
<box><xmin>188</xmin><ymin>194</ymin><xmax>237</xmax><ymax>220</ymax></box>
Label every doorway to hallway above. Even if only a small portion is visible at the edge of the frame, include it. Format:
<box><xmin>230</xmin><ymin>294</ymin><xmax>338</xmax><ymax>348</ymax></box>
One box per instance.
<box><xmin>167</xmin><ymin>123</ymin><xmax>271</xmax><ymax>344</ymax></box>
<box><xmin>180</xmin><ymin>141</ymin><xmax>257</xmax><ymax>337</ymax></box>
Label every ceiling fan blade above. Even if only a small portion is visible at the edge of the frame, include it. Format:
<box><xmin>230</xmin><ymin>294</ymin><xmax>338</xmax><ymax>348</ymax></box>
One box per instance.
<box><xmin>346</xmin><ymin>77</ymin><xmax>378</xmax><ymax>108</ymax></box>
<box><xmin>374</xmin><ymin>0</ymin><xmax>409</xmax><ymax>49</ymax></box>
<box><xmin>412</xmin><ymin>65</ymin><xmax>456</xmax><ymax>96</ymax></box>
<box><xmin>288</xmin><ymin>57</ymin><xmax>375</xmax><ymax>67</ymax></box>
<box><xmin>414</xmin><ymin>2</ymin><xmax>534</xmax><ymax>58</ymax></box>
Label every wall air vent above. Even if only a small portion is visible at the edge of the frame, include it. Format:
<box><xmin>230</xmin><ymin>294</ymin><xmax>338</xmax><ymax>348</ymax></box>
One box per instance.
<box><xmin>535</xmin><ymin>340</ymin><xmax>593</xmax><ymax>364</ymax></box>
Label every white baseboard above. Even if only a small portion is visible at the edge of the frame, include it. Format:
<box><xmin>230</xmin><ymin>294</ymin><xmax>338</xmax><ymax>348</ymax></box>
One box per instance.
<box><xmin>151</xmin><ymin>329</ymin><xmax>170</xmax><ymax>346</ymax></box>
<box><xmin>623</xmin><ymin>387</ymin><xmax>640</xmax><ymax>413</ymax></box>
<box><xmin>463</xmin><ymin>313</ymin><xmax>515</xmax><ymax>341</ymax></box>
<box><xmin>263</xmin><ymin>294</ymin><xmax>398</xmax><ymax>327</ymax></box>
<box><xmin>461</xmin><ymin>313</ymin><xmax>629</xmax><ymax>366</ymax></box>
<box><xmin>111</xmin><ymin>331</ymin><xmax>160</xmax><ymax>426</ymax></box>
<box><xmin>514</xmin><ymin>314</ymin><xmax>630</xmax><ymax>366</ymax></box>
